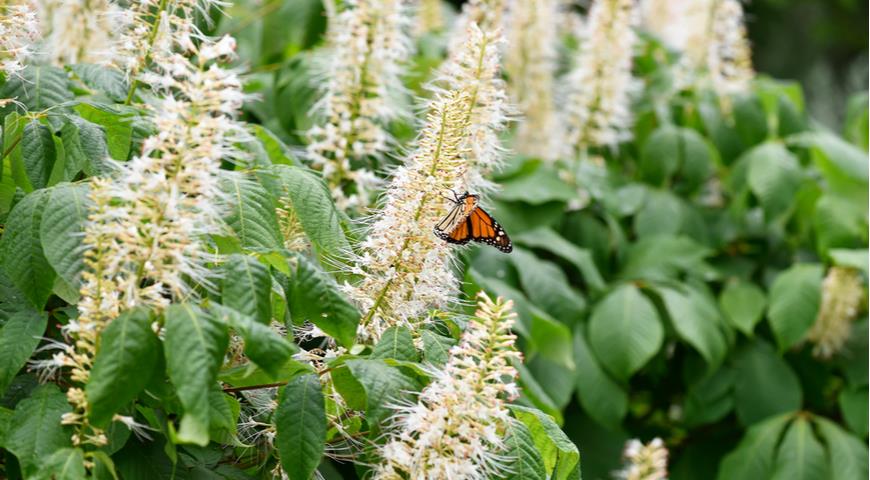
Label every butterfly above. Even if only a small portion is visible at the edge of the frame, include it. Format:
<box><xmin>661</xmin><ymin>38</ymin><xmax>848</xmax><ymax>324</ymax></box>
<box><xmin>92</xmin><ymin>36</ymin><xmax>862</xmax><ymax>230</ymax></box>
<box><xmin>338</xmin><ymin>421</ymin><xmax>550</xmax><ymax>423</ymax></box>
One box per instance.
<box><xmin>434</xmin><ymin>191</ymin><xmax>512</xmax><ymax>253</ymax></box>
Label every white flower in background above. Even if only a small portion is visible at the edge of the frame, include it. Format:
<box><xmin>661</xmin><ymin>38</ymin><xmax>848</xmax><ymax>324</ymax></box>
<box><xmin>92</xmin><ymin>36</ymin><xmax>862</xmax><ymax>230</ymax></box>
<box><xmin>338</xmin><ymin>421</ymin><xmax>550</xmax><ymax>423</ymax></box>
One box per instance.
<box><xmin>563</xmin><ymin>0</ymin><xmax>638</xmax><ymax>153</ymax></box>
<box><xmin>415</xmin><ymin>0</ymin><xmax>445</xmax><ymax>35</ymax></box>
<box><xmin>616</xmin><ymin>438</ymin><xmax>669</xmax><ymax>480</ymax></box>
<box><xmin>705</xmin><ymin>0</ymin><xmax>754</xmax><ymax>98</ymax></box>
<box><xmin>306</xmin><ymin>0</ymin><xmax>412</xmax><ymax>211</ymax></box>
<box><xmin>0</xmin><ymin>1</ymin><xmax>39</xmax><ymax>77</ymax></box>
<box><xmin>62</xmin><ymin>33</ymin><xmax>247</xmax><ymax>446</ymax></box>
<box><xmin>505</xmin><ymin>0</ymin><xmax>561</xmax><ymax>161</ymax></box>
<box><xmin>345</xmin><ymin>89</ymin><xmax>470</xmax><ymax>342</ymax></box>
<box><xmin>640</xmin><ymin>0</ymin><xmax>706</xmax><ymax>53</ymax></box>
<box><xmin>807</xmin><ymin>267</ymin><xmax>865</xmax><ymax>359</ymax></box>
<box><xmin>37</xmin><ymin>0</ymin><xmax>120</xmax><ymax>65</ymax></box>
<box><xmin>450</xmin><ymin>0</ymin><xmax>506</xmax><ymax>45</ymax></box>
<box><xmin>374</xmin><ymin>293</ymin><xmax>521</xmax><ymax>479</ymax></box>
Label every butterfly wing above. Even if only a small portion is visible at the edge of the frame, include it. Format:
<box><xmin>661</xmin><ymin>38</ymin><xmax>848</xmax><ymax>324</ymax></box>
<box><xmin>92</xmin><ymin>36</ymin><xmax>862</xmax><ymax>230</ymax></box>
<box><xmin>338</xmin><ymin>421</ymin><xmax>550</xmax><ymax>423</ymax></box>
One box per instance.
<box><xmin>434</xmin><ymin>201</ymin><xmax>471</xmax><ymax>244</ymax></box>
<box><xmin>468</xmin><ymin>207</ymin><xmax>512</xmax><ymax>253</ymax></box>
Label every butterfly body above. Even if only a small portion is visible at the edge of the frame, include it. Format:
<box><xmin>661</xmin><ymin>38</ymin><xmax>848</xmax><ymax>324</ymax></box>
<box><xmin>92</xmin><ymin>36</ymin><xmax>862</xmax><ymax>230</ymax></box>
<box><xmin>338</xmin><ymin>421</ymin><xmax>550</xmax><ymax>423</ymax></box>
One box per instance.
<box><xmin>434</xmin><ymin>192</ymin><xmax>512</xmax><ymax>253</ymax></box>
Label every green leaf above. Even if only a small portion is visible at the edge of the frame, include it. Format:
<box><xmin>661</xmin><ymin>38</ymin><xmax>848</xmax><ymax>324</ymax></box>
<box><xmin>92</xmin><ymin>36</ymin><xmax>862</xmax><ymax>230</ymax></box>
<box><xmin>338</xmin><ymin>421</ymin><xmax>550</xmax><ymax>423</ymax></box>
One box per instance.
<box><xmin>344</xmin><ymin>359</ymin><xmax>417</xmax><ymax>426</ymax></box>
<box><xmin>5</xmin><ymin>384</ymin><xmax>71</xmax><ymax>476</ymax></box>
<box><xmin>0</xmin><ymin>190</ymin><xmax>56</xmax><ymax>308</ymax></box>
<box><xmin>767</xmin><ymin>263</ymin><xmax>823</xmax><ymax>350</ymax></box>
<box><xmin>514</xmin><ymin>227</ymin><xmax>605</xmax><ymax>293</ymax></box>
<box><xmin>220</xmin><ymin>174</ymin><xmax>283</xmax><ymax>251</ymax></box>
<box><xmin>511</xmin><ymin>248</ymin><xmax>585</xmax><ymax>323</ymax></box>
<box><xmin>164</xmin><ymin>304</ymin><xmax>229</xmax><ymax>445</ymax></box>
<box><xmin>619</xmin><ymin>235</ymin><xmax>711</xmax><ymax>281</ymax></box>
<box><xmin>573</xmin><ymin>327</ymin><xmax>627</xmax><ymax>430</ymax></box>
<box><xmin>213</xmin><ymin>305</ymin><xmax>295</xmax><ymax>378</ymax></box>
<box><xmin>813</xmin><ymin>195</ymin><xmax>866</xmax><ymax>255</ymax></box>
<box><xmin>501</xmin><ymin>420</ymin><xmax>547</xmax><ymax>480</ymax></box>
<box><xmin>250</xmin><ymin>125</ymin><xmax>298</xmax><ymax>166</ymax></box>
<box><xmin>260</xmin><ymin>0</ymin><xmax>326</xmax><ymax>61</ymax></box>
<box><xmin>838</xmin><ymin>386</ymin><xmax>868</xmax><ymax>438</ymax></box>
<box><xmin>771</xmin><ymin>416</ymin><xmax>828</xmax><ymax>480</ymax></box>
<box><xmin>716</xmin><ymin>414</ymin><xmax>791</xmax><ymax>480</ymax></box>
<box><xmin>719</xmin><ymin>281</ymin><xmax>767</xmax><ymax>336</ymax></box>
<box><xmin>34</xmin><ymin>447</ymin><xmax>86</xmax><ymax>480</ymax></box>
<box><xmin>266</xmin><ymin>165</ymin><xmax>351</xmax><ymax>260</ymax></box>
<box><xmin>371</xmin><ymin>326</ymin><xmax>418</xmax><ymax>362</ymax></box>
<box><xmin>40</xmin><ymin>182</ymin><xmax>91</xmax><ymax>292</ymax></box>
<box><xmin>70</xmin><ymin>64</ymin><xmax>128</xmax><ymax>102</ymax></box>
<box><xmin>285</xmin><ymin>254</ymin><xmax>359</xmax><ymax>348</ymax></box>
<box><xmin>75</xmin><ymin>103</ymin><xmax>134</xmax><ymax>161</ymax></box>
<box><xmin>657</xmin><ymin>286</ymin><xmax>728</xmax><ymax>370</ymax></box>
<box><xmin>684</xmin><ymin>366</ymin><xmax>735</xmax><ymax>427</ymax></box>
<box><xmin>814</xmin><ymin>416</ymin><xmax>869</xmax><ymax>480</ymax></box>
<box><xmin>60</xmin><ymin>116</ymin><xmax>110</xmax><ymax>178</ymax></box>
<box><xmin>0</xmin><ymin>310</ymin><xmax>46</xmax><ymax>396</ymax></box>
<box><xmin>639</xmin><ymin>125</ymin><xmax>712</xmax><ymax>191</ymax></box>
<box><xmin>221</xmin><ymin>254</ymin><xmax>272</xmax><ymax>324</ymax></box>
<box><xmin>745</xmin><ymin>142</ymin><xmax>803</xmax><ymax>220</ymax></box>
<box><xmin>0</xmin><ymin>66</ymin><xmax>73</xmax><ymax>113</ymax></box>
<box><xmin>829</xmin><ymin>249</ymin><xmax>869</xmax><ymax>274</ymax></box>
<box><xmin>633</xmin><ymin>189</ymin><xmax>687</xmax><ymax>238</ymax></box>
<box><xmin>274</xmin><ymin>373</ymin><xmax>326</xmax><ymax>480</ymax></box>
<box><xmin>18</xmin><ymin>119</ymin><xmax>57</xmax><ymax>190</ymax></box>
<box><xmin>420</xmin><ymin>330</ymin><xmax>456</xmax><ymax>366</ymax></box>
<box><xmin>510</xmin><ymin>405</ymin><xmax>580</xmax><ymax>480</ymax></box>
<box><xmin>843</xmin><ymin>92</ymin><xmax>869</xmax><ymax>150</ymax></box>
<box><xmin>86</xmin><ymin>308</ymin><xmax>160</xmax><ymax>427</ymax></box>
<box><xmin>498</xmin><ymin>163</ymin><xmax>575</xmax><ymax>205</ymax></box>
<box><xmin>732</xmin><ymin>340</ymin><xmax>802</xmax><ymax>426</ymax></box>
<box><xmin>588</xmin><ymin>284</ymin><xmax>663</xmax><ymax>381</ymax></box>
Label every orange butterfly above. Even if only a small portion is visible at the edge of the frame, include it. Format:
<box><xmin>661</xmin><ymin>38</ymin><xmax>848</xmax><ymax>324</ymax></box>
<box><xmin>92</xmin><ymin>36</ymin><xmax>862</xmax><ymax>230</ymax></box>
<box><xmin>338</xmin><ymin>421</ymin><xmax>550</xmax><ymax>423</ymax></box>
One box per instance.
<box><xmin>434</xmin><ymin>191</ymin><xmax>512</xmax><ymax>253</ymax></box>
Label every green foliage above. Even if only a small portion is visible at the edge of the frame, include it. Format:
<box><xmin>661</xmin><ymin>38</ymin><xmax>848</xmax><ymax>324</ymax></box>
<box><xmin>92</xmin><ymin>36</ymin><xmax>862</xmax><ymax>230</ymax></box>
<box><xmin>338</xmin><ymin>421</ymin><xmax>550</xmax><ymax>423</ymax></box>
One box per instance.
<box><xmin>274</xmin><ymin>373</ymin><xmax>326</xmax><ymax>480</ymax></box>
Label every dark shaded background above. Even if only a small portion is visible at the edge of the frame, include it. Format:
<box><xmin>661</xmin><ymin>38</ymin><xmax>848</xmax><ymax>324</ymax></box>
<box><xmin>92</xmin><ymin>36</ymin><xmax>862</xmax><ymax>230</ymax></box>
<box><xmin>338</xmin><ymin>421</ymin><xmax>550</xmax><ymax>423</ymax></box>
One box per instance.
<box><xmin>745</xmin><ymin>0</ymin><xmax>868</xmax><ymax>128</ymax></box>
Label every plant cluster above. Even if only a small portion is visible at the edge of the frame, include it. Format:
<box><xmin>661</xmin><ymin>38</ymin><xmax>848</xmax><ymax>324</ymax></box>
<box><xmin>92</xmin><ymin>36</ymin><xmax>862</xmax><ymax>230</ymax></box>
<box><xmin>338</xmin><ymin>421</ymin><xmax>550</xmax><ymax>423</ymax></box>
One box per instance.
<box><xmin>0</xmin><ymin>0</ymin><xmax>866</xmax><ymax>478</ymax></box>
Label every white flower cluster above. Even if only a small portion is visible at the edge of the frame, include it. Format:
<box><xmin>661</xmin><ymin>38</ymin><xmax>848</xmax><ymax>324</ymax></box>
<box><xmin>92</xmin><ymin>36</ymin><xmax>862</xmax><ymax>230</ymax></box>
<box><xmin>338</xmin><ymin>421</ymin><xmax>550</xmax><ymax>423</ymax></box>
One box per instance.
<box><xmin>435</xmin><ymin>22</ymin><xmax>509</xmax><ymax>191</ymax></box>
<box><xmin>705</xmin><ymin>0</ymin><xmax>754</xmax><ymax>98</ymax></box>
<box><xmin>807</xmin><ymin>267</ymin><xmax>865</xmax><ymax>359</ymax></box>
<box><xmin>563</xmin><ymin>0</ymin><xmax>638</xmax><ymax>153</ymax></box>
<box><xmin>616</xmin><ymin>438</ymin><xmax>669</xmax><ymax>480</ymax></box>
<box><xmin>0</xmin><ymin>1</ymin><xmax>39</xmax><ymax>77</ymax></box>
<box><xmin>415</xmin><ymin>0</ymin><xmax>445</xmax><ymax>35</ymax></box>
<box><xmin>505</xmin><ymin>0</ymin><xmax>561</xmax><ymax>161</ymax></box>
<box><xmin>306</xmin><ymin>0</ymin><xmax>411</xmax><ymax>211</ymax></box>
<box><xmin>346</xmin><ymin>89</ymin><xmax>470</xmax><ymax>342</ymax></box>
<box><xmin>37</xmin><ymin>0</ymin><xmax>120</xmax><ymax>66</ymax></box>
<box><xmin>375</xmin><ymin>293</ymin><xmax>521</xmax><ymax>479</ymax></box>
<box><xmin>61</xmin><ymin>33</ymin><xmax>247</xmax><ymax>446</ymax></box>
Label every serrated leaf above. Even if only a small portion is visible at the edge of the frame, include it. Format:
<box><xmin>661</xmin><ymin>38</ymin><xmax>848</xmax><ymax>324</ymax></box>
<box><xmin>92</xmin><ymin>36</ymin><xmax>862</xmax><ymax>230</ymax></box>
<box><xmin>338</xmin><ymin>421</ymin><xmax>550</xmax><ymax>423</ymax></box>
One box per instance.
<box><xmin>588</xmin><ymin>284</ymin><xmax>663</xmax><ymax>381</ymax></box>
<box><xmin>716</xmin><ymin>414</ymin><xmax>791</xmax><ymax>480</ymax></box>
<box><xmin>657</xmin><ymin>286</ymin><xmax>728</xmax><ymax>370</ymax></box>
<box><xmin>286</xmin><ymin>254</ymin><xmax>359</xmax><ymax>348</ymax></box>
<box><xmin>573</xmin><ymin>327</ymin><xmax>627</xmax><ymax>430</ymax></box>
<box><xmin>266</xmin><ymin>165</ymin><xmax>350</xmax><ymax>260</ymax></box>
<box><xmin>250</xmin><ymin>125</ymin><xmax>297</xmax><ymax>166</ymax></box>
<box><xmin>60</xmin><ymin>116</ymin><xmax>110</xmax><ymax>178</ymax></box>
<box><xmin>86</xmin><ymin>308</ymin><xmax>160</xmax><ymax>427</ymax></box>
<box><xmin>164</xmin><ymin>304</ymin><xmax>229</xmax><ymax>446</ymax></box>
<box><xmin>719</xmin><ymin>281</ymin><xmax>767</xmax><ymax>335</ymax></box>
<box><xmin>732</xmin><ymin>340</ymin><xmax>802</xmax><ymax>426</ymax></box>
<box><xmin>344</xmin><ymin>359</ymin><xmax>417</xmax><ymax>427</ymax></box>
<box><xmin>0</xmin><ymin>66</ymin><xmax>73</xmax><ymax>113</ymax></box>
<box><xmin>0</xmin><ymin>189</ymin><xmax>56</xmax><ymax>308</ymax></box>
<box><xmin>221</xmin><ymin>254</ymin><xmax>272</xmax><ymax>324</ymax></box>
<box><xmin>771</xmin><ymin>416</ymin><xmax>828</xmax><ymax>480</ymax></box>
<box><xmin>19</xmin><ymin>119</ymin><xmax>56</xmax><ymax>190</ymax></box>
<box><xmin>75</xmin><ymin>103</ymin><xmax>134</xmax><ymax>161</ymax></box>
<box><xmin>70</xmin><ymin>64</ymin><xmax>128</xmax><ymax>102</ymax></box>
<box><xmin>274</xmin><ymin>373</ymin><xmax>326</xmax><ymax>480</ymax></box>
<box><xmin>5</xmin><ymin>384</ymin><xmax>71</xmax><ymax>476</ymax></box>
<box><xmin>0</xmin><ymin>309</ymin><xmax>46</xmax><ymax>396</ymax></box>
<box><xmin>213</xmin><ymin>305</ymin><xmax>295</xmax><ymax>378</ymax></box>
<box><xmin>40</xmin><ymin>182</ymin><xmax>91</xmax><ymax>291</ymax></box>
<box><xmin>767</xmin><ymin>264</ymin><xmax>823</xmax><ymax>350</ymax></box>
<box><xmin>501</xmin><ymin>420</ymin><xmax>547</xmax><ymax>480</ymax></box>
<box><xmin>220</xmin><ymin>174</ymin><xmax>283</xmax><ymax>251</ymax></box>
<box><xmin>814</xmin><ymin>416</ymin><xmax>868</xmax><ymax>480</ymax></box>
<box><xmin>514</xmin><ymin>227</ymin><xmax>605</xmax><ymax>293</ymax></box>
<box><xmin>34</xmin><ymin>447</ymin><xmax>87</xmax><ymax>480</ymax></box>
<box><xmin>371</xmin><ymin>326</ymin><xmax>418</xmax><ymax>362</ymax></box>
<box><xmin>510</xmin><ymin>405</ymin><xmax>580</xmax><ymax>480</ymax></box>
